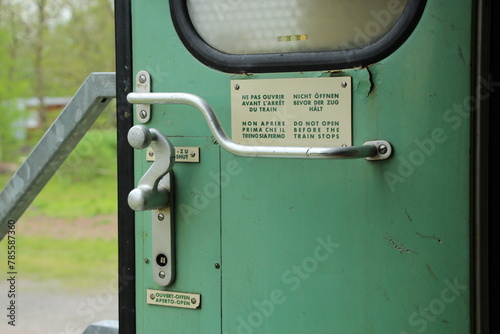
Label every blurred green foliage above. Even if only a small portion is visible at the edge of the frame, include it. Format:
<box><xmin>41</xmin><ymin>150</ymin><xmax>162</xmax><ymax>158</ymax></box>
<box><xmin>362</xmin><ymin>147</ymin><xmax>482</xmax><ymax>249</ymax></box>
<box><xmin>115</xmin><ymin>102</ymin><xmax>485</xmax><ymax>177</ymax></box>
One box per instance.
<box><xmin>0</xmin><ymin>0</ymin><xmax>115</xmax><ymax>162</ymax></box>
<box><xmin>16</xmin><ymin>235</ymin><xmax>117</xmax><ymax>291</ymax></box>
<box><xmin>0</xmin><ymin>0</ymin><xmax>118</xmax><ymax>290</ymax></box>
<box><xmin>25</xmin><ymin>127</ymin><xmax>118</xmax><ymax>219</ymax></box>
<box><xmin>0</xmin><ymin>0</ymin><xmax>117</xmax><ymax>218</ymax></box>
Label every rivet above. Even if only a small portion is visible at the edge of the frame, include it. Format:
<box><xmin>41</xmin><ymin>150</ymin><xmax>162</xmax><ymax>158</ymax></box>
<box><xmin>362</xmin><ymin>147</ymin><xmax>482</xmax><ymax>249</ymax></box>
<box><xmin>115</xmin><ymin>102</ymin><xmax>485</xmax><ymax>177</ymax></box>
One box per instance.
<box><xmin>341</xmin><ymin>81</ymin><xmax>348</xmax><ymax>88</ymax></box>
<box><xmin>214</xmin><ymin>263</ymin><xmax>221</xmax><ymax>269</ymax></box>
<box><xmin>191</xmin><ymin>298</ymin><xmax>197</xmax><ymax>304</ymax></box>
<box><xmin>148</xmin><ymin>150</ymin><xmax>155</xmax><ymax>157</ymax></box>
<box><xmin>139</xmin><ymin>74</ymin><xmax>147</xmax><ymax>84</ymax></box>
<box><xmin>150</xmin><ymin>293</ymin><xmax>155</xmax><ymax>300</ymax></box>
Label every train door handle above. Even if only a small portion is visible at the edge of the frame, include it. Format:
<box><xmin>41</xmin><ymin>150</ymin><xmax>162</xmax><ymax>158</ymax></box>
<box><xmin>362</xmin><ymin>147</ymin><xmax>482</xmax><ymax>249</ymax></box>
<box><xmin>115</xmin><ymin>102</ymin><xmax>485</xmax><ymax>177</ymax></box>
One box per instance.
<box><xmin>127</xmin><ymin>125</ymin><xmax>174</xmax><ymax>211</ymax></box>
<box><xmin>127</xmin><ymin>92</ymin><xmax>393</xmax><ymax>160</ymax></box>
<box><xmin>128</xmin><ymin>125</ymin><xmax>175</xmax><ymax>286</ymax></box>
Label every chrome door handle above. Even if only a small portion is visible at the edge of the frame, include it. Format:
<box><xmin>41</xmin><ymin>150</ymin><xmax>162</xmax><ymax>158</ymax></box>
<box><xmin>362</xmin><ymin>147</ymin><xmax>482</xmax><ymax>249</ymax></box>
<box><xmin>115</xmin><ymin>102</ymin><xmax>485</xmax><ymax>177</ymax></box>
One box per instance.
<box><xmin>127</xmin><ymin>92</ymin><xmax>393</xmax><ymax>160</ymax></box>
<box><xmin>128</xmin><ymin>125</ymin><xmax>175</xmax><ymax>286</ymax></box>
<box><xmin>127</xmin><ymin>125</ymin><xmax>174</xmax><ymax>211</ymax></box>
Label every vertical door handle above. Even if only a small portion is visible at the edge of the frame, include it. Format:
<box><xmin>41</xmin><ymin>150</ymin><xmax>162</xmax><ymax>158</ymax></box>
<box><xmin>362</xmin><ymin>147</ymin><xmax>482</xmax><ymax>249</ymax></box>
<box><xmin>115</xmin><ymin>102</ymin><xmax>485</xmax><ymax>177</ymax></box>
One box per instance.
<box><xmin>127</xmin><ymin>125</ymin><xmax>174</xmax><ymax>211</ymax></box>
<box><xmin>128</xmin><ymin>125</ymin><xmax>175</xmax><ymax>286</ymax></box>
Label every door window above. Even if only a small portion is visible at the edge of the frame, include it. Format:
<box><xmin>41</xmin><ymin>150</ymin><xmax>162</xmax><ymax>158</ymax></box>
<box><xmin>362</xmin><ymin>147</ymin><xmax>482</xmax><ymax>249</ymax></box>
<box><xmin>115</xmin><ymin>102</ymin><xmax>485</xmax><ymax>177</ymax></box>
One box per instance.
<box><xmin>170</xmin><ymin>0</ymin><xmax>426</xmax><ymax>72</ymax></box>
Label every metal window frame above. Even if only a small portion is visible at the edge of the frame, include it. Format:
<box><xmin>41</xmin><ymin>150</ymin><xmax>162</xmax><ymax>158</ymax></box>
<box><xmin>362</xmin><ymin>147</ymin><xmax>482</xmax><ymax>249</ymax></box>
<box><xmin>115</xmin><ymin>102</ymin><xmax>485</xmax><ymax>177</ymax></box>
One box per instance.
<box><xmin>170</xmin><ymin>0</ymin><xmax>427</xmax><ymax>73</ymax></box>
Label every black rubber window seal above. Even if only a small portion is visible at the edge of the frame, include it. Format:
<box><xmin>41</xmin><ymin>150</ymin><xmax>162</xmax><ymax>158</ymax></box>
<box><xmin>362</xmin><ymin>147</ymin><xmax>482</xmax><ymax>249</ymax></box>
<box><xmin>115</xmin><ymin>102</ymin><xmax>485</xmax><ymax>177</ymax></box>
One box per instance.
<box><xmin>170</xmin><ymin>0</ymin><xmax>427</xmax><ymax>73</ymax></box>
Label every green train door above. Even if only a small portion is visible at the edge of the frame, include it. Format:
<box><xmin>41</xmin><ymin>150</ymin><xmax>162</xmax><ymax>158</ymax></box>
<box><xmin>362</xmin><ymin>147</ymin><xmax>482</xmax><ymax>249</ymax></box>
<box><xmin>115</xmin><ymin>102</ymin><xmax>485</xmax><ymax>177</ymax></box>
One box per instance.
<box><xmin>115</xmin><ymin>0</ymin><xmax>491</xmax><ymax>332</ymax></box>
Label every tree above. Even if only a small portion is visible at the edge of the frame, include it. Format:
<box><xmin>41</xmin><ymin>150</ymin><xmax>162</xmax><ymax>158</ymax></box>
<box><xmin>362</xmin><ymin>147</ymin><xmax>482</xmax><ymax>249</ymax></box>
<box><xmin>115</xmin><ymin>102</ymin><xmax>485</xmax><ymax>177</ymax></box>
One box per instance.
<box><xmin>0</xmin><ymin>1</ymin><xmax>32</xmax><ymax>162</ymax></box>
<box><xmin>43</xmin><ymin>0</ymin><xmax>115</xmax><ymax>96</ymax></box>
<box><xmin>0</xmin><ymin>0</ymin><xmax>115</xmax><ymax>161</ymax></box>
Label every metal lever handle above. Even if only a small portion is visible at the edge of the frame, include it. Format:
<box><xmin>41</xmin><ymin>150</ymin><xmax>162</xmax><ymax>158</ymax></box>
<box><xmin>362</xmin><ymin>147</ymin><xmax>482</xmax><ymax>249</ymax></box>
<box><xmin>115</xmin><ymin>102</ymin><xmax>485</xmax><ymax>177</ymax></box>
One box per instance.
<box><xmin>127</xmin><ymin>92</ymin><xmax>393</xmax><ymax>160</ymax></box>
<box><xmin>127</xmin><ymin>125</ymin><xmax>175</xmax><ymax>211</ymax></box>
<box><xmin>128</xmin><ymin>125</ymin><xmax>176</xmax><ymax>286</ymax></box>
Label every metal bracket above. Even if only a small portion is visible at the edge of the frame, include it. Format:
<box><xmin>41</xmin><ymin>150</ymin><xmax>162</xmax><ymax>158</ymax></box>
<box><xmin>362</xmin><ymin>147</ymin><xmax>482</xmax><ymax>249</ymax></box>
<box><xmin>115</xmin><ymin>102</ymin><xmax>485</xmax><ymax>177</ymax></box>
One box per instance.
<box><xmin>152</xmin><ymin>173</ymin><xmax>175</xmax><ymax>286</ymax></box>
<box><xmin>136</xmin><ymin>70</ymin><xmax>151</xmax><ymax>123</ymax></box>
<box><xmin>364</xmin><ymin>140</ymin><xmax>393</xmax><ymax>161</ymax></box>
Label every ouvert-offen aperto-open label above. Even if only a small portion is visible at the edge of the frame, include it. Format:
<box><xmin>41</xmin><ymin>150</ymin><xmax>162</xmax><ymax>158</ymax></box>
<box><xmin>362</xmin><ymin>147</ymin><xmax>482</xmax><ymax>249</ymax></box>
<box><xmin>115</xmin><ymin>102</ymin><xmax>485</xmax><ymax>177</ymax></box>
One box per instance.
<box><xmin>231</xmin><ymin>77</ymin><xmax>352</xmax><ymax>148</ymax></box>
<box><xmin>147</xmin><ymin>289</ymin><xmax>201</xmax><ymax>309</ymax></box>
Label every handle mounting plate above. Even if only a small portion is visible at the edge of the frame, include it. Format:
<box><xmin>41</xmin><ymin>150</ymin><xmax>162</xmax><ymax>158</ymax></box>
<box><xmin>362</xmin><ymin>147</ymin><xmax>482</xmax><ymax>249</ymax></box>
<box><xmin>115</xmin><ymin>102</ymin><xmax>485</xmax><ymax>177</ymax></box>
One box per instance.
<box><xmin>152</xmin><ymin>173</ymin><xmax>175</xmax><ymax>287</ymax></box>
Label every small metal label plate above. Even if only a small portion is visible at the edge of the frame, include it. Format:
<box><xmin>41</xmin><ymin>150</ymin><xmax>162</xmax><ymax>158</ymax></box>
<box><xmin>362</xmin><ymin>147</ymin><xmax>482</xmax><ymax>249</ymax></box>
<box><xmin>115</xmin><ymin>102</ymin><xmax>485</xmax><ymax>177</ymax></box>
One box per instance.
<box><xmin>147</xmin><ymin>289</ymin><xmax>201</xmax><ymax>309</ymax></box>
<box><xmin>231</xmin><ymin>77</ymin><xmax>352</xmax><ymax>147</ymax></box>
<box><xmin>147</xmin><ymin>147</ymin><xmax>200</xmax><ymax>162</ymax></box>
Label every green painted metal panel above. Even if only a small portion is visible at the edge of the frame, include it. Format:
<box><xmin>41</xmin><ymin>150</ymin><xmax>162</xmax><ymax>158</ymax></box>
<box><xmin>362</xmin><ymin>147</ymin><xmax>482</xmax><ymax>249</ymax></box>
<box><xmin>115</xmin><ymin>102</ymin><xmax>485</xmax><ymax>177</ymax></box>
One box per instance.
<box><xmin>134</xmin><ymin>137</ymin><xmax>222</xmax><ymax>333</ymax></box>
<box><xmin>131</xmin><ymin>0</ymin><xmax>472</xmax><ymax>333</ymax></box>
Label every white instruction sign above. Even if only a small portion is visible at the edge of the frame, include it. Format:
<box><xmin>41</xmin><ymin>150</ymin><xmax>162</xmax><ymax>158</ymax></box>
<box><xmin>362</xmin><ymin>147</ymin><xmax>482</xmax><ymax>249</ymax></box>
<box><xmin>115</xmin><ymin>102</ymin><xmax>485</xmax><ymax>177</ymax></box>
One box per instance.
<box><xmin>231</xmin><ymin>77</ymin><xmax>352</xmax><ymax>147</ymax></box>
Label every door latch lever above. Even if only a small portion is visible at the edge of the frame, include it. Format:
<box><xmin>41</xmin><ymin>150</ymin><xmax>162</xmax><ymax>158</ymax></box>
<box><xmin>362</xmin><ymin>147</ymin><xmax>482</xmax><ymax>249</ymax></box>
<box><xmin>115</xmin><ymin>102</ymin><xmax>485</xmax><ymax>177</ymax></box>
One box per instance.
<box><xmin>127</xmin><ymin>125</ymin><xmax>174</xmax><ymax>211</ymax></box>
<box><xmin>128</xmin><ymin>125</ymin><xmax>176</xmax><ymax>286</ymax></box>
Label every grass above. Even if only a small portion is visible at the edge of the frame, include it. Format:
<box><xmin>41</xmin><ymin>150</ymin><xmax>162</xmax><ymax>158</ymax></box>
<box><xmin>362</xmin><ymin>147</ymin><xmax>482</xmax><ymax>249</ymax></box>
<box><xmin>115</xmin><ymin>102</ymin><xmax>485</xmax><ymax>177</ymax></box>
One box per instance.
<box><xmin>24</xmin><ymin>176</ymin><xmax>117</xmax><ymax>219</ymax></box>
<box><xmin>7</xmin><ymin>128</ymin><xmax>118</xmax><ymax>219</ymax></box>
<box><xmin>9</xmin><ymin>236</ymin><xmax>118</xmax><ymax>292</ymax></box>
<box><xmin>1</xmin><ymin>123</ymin><xmax>119</xmax><ymax>291</ymax></box>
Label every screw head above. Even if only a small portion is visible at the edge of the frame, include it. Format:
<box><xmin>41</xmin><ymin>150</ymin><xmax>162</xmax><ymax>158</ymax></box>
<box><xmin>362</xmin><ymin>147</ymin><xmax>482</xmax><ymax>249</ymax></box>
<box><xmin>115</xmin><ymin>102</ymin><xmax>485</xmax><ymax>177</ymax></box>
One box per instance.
<box><xmin>378</xmin><ymin>144</ymin><xmax>388</xmax><ymax>155</ymax></box>
<box><xmin>150</xmin><ymin>293</ymin><xmax>155</xmax><ymax>300</ymax></box>
<box><xmin>214</xmin><ymin>263</ymin><xmax>221</xmax><ymax>269</ymax></box>
<box><xmin>159</xmin><ymin>271</ymin><xmax>166</xmax><ymax>279</ymax></box>
<box><xmin>234</xmin><ymin>84</ymin><xmax>240</xmax><ymax>90</ymax></box>
<box><xmin>139</xmin><ymin>74</ymin><xmax>147</xmax><ymax>83</ymax></box>
<box><xmin>158</xmin><ymin>213</ymin><xmax>165</xmax><ymax>221</ymax></box>
<box><xmin>191</xmin><ymin>298</ymin><xmax>197</xmax><ymax>304</ymax></box>
<box><xmin>139</xmin><ymin>110</ymin><xmax>148</xmax><ymax>119</ymax></box>
<box><xmin>341</xmin><ymin>81</ymin><xmax>348</xmax><ymax>88</ymax></box>
<box><xmin>144</xmin><ymin>258</ymin><xmax>150</xmax><ymax>264</ymax></box>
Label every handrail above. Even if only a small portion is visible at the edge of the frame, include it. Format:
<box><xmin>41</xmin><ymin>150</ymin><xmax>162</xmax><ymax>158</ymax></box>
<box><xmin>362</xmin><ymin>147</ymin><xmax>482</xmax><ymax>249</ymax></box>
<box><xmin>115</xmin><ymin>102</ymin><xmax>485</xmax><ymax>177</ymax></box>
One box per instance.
<box><xmin>0</xmin><ymin>73</ymin><xmax>116</xmax><ymax>241</ymax></box>
<box><xmin>127</xmin><ymin>92</ymin><xmax>392</xmax><ymax>160</ymax></box>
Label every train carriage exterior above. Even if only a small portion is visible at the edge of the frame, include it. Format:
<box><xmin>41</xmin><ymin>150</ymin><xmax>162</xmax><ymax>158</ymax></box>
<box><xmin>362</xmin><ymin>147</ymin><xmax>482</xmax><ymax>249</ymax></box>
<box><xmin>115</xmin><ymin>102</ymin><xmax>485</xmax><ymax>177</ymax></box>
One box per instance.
<box><xmin>113</xmin><ymin>0</ymin><xmax>497</xmax><ymax>333</ymax></box>
<box><xmin>0</xmin><ymin>0</ymin><xmax>490</xmax><ymax>334</ymax></box>
<box><xmin>0</xmin><ymin>0</ymin><xmax>496</xmax><ymax>333</ymax></box>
